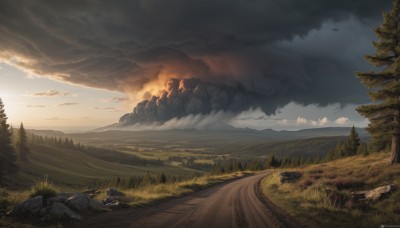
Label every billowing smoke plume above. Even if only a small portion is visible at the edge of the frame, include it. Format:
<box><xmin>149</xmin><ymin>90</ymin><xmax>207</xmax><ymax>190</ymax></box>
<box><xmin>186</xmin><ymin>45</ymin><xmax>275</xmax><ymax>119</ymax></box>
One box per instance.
<box><xmin>119</xmin><ymin>78</ymin><xmax>266</xmax><ymax>125</ymax></box>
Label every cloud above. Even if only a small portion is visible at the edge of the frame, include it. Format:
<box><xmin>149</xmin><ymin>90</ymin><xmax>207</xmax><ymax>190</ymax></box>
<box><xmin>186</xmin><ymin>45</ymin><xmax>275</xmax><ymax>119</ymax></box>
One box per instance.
<box><xmin>45</xmin><ymin>117</ymin><xmax>67</xmax><ymax>121</ymax></box>
<box><xmin>26</xmin><ymin>105</ymin><xmax>48</xmax><ymax>108</ymax></box>
<box><xmin>296</xmin><ymin>117</ymin><xmax>308</xmax><ymax>125</ymax></box>
<box><xmin>335</xmin><ymin>117</ymin><xmax>350</xmax><ymax>125</ymax></box>
<box><xmin>31</xmin><ymin>89</ymin><xmax>70</xmax><ymax>97</ymax></box>
<box><xmin>94</xmin><ymin>107</ymin><xmax>115</xmax><ymax>110</ymax></box>
<box><xmin>98</xmin><ymin>97</ymin><xmax>129</xmax><ymax>103</ymax></box>
<box><xmin>0</xmin><ymin>0</ymin><xmax>391</xmax><ymax>125</ymax></box>
<box><xmin>311</xmin><ymin>117</ymin><xmax>329</xmax><ymax>126</ymax></box>
<box><xmin>58</xmin><ymin>102</ymin><xmax>78</xmax><ymax>106</ymax></box>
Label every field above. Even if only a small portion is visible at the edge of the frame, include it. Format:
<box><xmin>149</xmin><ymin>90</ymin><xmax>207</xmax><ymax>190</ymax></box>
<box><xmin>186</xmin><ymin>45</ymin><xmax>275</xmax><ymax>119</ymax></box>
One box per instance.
<box><xmin>261</xmin><ymin>152</ymin><xmax>400</xmax><ymax>227</ymax></box>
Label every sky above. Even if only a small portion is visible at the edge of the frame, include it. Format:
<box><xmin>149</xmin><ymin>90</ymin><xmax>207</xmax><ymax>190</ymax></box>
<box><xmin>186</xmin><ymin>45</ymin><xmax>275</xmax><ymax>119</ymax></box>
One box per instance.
<box><xmin>0</xmin><ymin>0</ymin><xmax>392</xmax><ymax>132</ymax></box>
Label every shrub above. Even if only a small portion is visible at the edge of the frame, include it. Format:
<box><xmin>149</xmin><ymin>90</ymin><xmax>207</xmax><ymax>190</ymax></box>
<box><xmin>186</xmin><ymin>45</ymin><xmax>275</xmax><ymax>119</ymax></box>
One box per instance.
<box><xmin>30</xmin><ymin>178</ymin><xmax>57</xmax><ymax>199</ymax></box>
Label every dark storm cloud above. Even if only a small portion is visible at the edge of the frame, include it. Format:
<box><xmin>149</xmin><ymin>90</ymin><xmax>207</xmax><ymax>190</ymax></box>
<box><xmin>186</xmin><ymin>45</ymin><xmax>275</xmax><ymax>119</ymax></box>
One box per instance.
<box><xmin>0</xmin><ymin>0</ymin><xmax>391</xmax><ymax>124</ymax></box>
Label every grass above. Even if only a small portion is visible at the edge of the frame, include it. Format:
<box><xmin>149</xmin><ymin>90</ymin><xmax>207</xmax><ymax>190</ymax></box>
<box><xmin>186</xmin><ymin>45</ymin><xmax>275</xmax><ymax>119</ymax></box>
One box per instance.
<box><xmin>7</xmin><ymin>143</ymin><xmax>194</xmax><ymax>191</ymax></box>
<box><xmin>29</xmin><ymin>177</ymin><xmax>57</xmax><ymax>199</ymax></box>
<box><xmin>261</xmin><ymin>152</ymin><xmax>400</xmax><ymax>228</ymax></box>
<box><xmin>95</xmin><ymin>171</ymin><xmax>252</xmax><ymax>206</ymax></box>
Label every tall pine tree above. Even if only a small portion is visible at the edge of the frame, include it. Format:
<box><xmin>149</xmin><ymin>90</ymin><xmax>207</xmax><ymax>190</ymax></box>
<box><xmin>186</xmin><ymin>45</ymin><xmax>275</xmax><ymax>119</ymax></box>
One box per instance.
<box><xmin>0</xmin><ymin>98</ymin><xmax>17</xmax><ymax>183</ymax></box>
<box><xmin>346</xmin><ymin>126</ymin><xmax>360</xmax><ymax>156</ymax></box>
<box><xmin>356</xmin><ymin>0</ymin><xmax>400</xmax><ymax>164</ymax></box>
<box><xmin>17</xmin><ymin>122</ymin><xmax>29</xmax><ymax>161</ymax></box>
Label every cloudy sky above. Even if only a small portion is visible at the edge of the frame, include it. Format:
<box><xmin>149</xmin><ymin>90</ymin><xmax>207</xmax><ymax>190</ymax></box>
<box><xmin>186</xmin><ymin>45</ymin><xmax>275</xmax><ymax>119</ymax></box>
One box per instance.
<box><xmin>0</xmin><ymin>0</ymin><xmax>391</xmax><ymax>131</ymax></box>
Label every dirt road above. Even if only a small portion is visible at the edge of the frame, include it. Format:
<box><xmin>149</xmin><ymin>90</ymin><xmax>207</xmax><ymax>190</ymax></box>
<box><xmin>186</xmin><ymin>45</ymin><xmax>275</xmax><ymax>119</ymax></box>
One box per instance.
<box><xmin>71</xmin><ymin>172</ymin><xmax>298</xmax><ymax>228</ymax></box>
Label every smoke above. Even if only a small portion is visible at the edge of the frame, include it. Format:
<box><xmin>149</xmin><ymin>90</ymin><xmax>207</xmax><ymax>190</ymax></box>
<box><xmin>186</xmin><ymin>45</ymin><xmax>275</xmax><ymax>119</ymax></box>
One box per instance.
<box><xmin>114</xmin><ymin>110</ymin><xmax>234</xmax><ymax>131</ymax></box>
<box><xmin>119</xmin><ymin>77</ymin><xmax>273</xmax><ymax>125</ymax></box>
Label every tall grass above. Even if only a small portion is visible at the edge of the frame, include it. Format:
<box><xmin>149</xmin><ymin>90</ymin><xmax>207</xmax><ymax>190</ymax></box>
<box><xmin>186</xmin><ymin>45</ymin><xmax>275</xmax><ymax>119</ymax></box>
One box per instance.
<box><xmin>30</xmin><ymin>177</ymin><xmax>57</xmax><ymax>199</ymax></box>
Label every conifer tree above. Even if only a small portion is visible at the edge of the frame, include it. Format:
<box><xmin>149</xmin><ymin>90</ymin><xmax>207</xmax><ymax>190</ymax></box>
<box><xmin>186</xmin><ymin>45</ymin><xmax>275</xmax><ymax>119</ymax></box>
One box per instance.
<box><xmin>17</xmin><ymin>123</ymin><xmax>29</xmax><ymax>161</ymax></box>
<box><xmin>346</xmin><ymin>126</ymin><xmax>360</xmax><ymax>156</ymax></box>
<box><xmin>0</xmin><ymin>98</ymin><xmax>17</xmax><ymax>183</ymax></box>
<box><xmin>356</xmin><ymin>0</ymin><xmax>400</xmax><ymax>163</ymax></box>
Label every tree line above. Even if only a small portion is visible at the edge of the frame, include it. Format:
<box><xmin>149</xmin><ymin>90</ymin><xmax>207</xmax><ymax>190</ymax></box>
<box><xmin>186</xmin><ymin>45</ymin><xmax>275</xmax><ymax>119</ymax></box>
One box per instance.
<box><xmin>29</xmin><ymin>134</ymin><xmax>162</xmax><ymax>166</ymax></box>
<box><xmin>0</xmin><ymin>98</ymin><xmax>29</xmax><ymax>184</ymax></box>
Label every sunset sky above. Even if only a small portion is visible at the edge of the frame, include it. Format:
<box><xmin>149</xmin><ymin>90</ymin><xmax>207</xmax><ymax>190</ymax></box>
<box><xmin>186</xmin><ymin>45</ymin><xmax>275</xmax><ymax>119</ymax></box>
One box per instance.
<box><xmin>0</xmin><ymin>0</ymin><xmax>390</xmax><ymax>132</ymax></box>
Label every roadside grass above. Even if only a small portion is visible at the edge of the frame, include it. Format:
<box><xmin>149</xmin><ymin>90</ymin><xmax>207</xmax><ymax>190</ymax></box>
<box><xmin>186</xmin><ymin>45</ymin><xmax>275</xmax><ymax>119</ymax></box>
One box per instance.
<box><xmin>261</xmin><ymin>152</ymin><xmax>400</xmax><ymax>228</ymax></box>
<box><xmin>1</xmin><ymin>171</ymin><xmax>252</xmax><ymax>227</ymax></box>
<box><xmin>95</xmin><ymin>171</ymin><xmax>253</xmax><ymax>206</ymax></box>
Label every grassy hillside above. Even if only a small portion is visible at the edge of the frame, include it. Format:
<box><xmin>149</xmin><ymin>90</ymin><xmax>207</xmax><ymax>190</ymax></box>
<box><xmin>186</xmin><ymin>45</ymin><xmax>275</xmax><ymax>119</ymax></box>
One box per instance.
<box><xmin>261</xmin><ymin>152</ymin><xmax>400</xmax><ymax>227</ymax></box>
<box><xmin>6</xmin><ymin>144</ymin><xmax>194</xmax><ymax>191</ymax></box>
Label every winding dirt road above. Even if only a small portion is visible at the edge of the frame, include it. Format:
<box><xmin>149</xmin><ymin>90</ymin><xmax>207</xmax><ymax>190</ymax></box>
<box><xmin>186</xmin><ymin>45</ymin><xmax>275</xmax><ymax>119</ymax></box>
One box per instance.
<box><xmin>71</xmin><ymin>172</ymin><xmax>298</xmax><ymax>228</ymax></box>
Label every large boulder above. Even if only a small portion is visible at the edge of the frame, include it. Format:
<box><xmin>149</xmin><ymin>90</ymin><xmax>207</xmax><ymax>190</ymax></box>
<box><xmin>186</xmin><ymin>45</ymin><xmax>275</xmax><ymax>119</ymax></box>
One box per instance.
<box><xmin>7</xmin><ymin>196</ymin><xmax>43</xmax><ymax>217</ymax></box>
<box><xmin>65</xmin><ymin>193</ymin><xmax>91</xmax><ymax>212</ymax></box>
<box><xmin>46</xmin><ymin>202</ymin><xmax>82</xmax><ymax>221</ymax></box>
<box><xmin>279</xmin><ymin>172</ymin><xmax>302</xmax><ymax>183</ymax></box>
<box><xmin>365</xmin><ymin>185</ymin><xmax>397</xmax><ymax>201</ymax></box>
<box><xmin>106</xmin><ymin>188</ymin><xmax>125</xmax><ymax>197</ymax></box>
<box><xmin>89</xmin><ymin>198</ymin><xmax>104</xmax><ymax>210</ymax></box>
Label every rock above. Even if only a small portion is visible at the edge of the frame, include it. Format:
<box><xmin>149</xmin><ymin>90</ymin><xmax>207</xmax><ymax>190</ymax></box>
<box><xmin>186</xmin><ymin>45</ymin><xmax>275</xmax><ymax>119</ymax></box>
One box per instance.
<box><xmin>106</xmin><ymin>188</ymin><xmax>125</xmax><ymax>197</ymax></box>
<box><xmin>365</xmin><ymin>184</ymin><xmax>397</xmax><ymax>201</ymax></box>
<box><xmin>7</xmin><ymin>196</ymin><xmax>43</xmax><ymax>217</ymax></box>
<box><xmin>103</xmin><ymin>200</ymin><xmax>130</xmax><ymax>210</ymax></box>
<box><xmin>47</xmin><ymin>202</ymin><xmax>81</xmax><ymax>221</ymax></box>
<box><xmin>90</xmin><ymin>198</ymin><xmax>104</xmax><ymax>210</ymax></box>
<box><xmin>104</xmin><ymin>196</ymin><xmax>124</xmax><ymax>204</ymax></box>
<box><xmin>279</xmin><ymin>172</ymin><xmax>302</xmax><ymax>183</ymax></box>
<box><xmin>47</xmin><ymin>195</ymin><xmax>69</xmax><ymax>204</ymax></box>
<box><xmin>65</xmin><ymin>193</ymin><xmax>91</xmax><ymax>212</ymax></box>
<box><xmin>82</xmin><ymin>189</ymin><xmax>97</xmax><ymax>195</ymax></box>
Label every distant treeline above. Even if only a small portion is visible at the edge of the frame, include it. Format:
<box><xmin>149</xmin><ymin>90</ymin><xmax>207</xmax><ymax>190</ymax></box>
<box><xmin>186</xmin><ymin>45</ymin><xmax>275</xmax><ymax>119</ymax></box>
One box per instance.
<box><xmin>219</xmin><ymin>136</ymin><xmax>344</xmax><ymax>158</ymax></box>
<box><xmin>211</xmin><ymin>155</ymin><xmax>321</xmax><ymax>175</ymax></box>
<box><xmin>29</xmin><ymin>134</ymin><xmax>162</xmax><ymax>166</ymax></box>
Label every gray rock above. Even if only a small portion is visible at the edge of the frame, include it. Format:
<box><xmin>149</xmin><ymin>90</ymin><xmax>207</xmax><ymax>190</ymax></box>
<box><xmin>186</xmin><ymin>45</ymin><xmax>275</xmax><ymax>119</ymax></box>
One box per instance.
<box><xmin>365</xmin><ymin>184</ymin><xmax>397</xmax><ymax>201</ymax></box>
<box><xmin>65</xmin><ymin>193</ymin><xmax>91</xmax><ymax>212</ymax></box>
<box><xmin>47</xmin><ymin>195</ymin><xmax>69</xmax><ymax>204</ymax></box>
<box><xmin>104</xmin><ymin>196</ymin><xmax>123</xmax><ymax>204</ymax></box>
<box><xmin>47</xmin><ymin>202</ymin><xmax>81</xmax><ymax>221</ymax></box>
<box><xmin>279</xmin><ymin>172</ymin><xmax>302</xmax><ymax>183</ymax></box>
<box><xmin>90</xmin><ymin>198</ymin><xmax>104</xmax><ymax>210</ymax></box>
<box><xmin>106</xmin><ymin>188</ymin><xmax>125</xmax><ymax>197</ymax></box>
<box><xmin>103</xmin><ymin>200</ymin><xmax>130</xmax><ymax>210</ymax></box>
<box><xmin>7</xmin><ymin>196</ymin><xmax>43</xmax><ymax>216</ymax></box>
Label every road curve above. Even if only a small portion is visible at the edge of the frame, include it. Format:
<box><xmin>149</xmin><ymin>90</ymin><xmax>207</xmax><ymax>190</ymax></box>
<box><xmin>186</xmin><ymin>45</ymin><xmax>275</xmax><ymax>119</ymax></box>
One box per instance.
<box><xmin>71</xmin><ymin>172</ymin><xmax>297</xmax><ymax>228</ymax></box>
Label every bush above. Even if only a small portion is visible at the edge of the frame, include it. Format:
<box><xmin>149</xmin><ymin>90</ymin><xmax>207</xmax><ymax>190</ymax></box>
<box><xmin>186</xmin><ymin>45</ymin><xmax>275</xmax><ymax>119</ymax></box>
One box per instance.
<box><xmin>30</xmin><ymin>178</ymin><xmax>57</xmax><ymax>199</ymax></box>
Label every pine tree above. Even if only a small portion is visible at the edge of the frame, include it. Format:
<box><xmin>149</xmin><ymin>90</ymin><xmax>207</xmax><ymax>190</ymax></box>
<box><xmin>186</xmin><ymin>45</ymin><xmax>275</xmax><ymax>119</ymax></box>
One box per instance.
<box><xmin>346</xmin><ymin>126</ymin><xmax>361</xmax><ymax>156</ymax></box>
<box><xmin>356</xmin><ymin>0</ymin><xmax>400</xmax><ymax>163</ymax></box>
<box><xmin>0</xmin><ymin>98</ymin><xmax>17</xmax><ymax>183</ymax></box>
<box><xmin>17</xmin><ymin>123</ymin><xmax>29</xmax><ymax>161</ymax></box>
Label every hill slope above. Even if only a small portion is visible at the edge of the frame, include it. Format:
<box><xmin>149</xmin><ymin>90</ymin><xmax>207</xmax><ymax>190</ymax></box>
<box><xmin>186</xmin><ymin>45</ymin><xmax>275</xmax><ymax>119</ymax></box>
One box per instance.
<box><xmin>7</xmin><ymin>144</ymin><xmax>193</xmax><ymax>191</ymax></box>
<box><xmin>262</xmin><ymin>152</ymin><xmax>400</xmax><ymax>227</ymax></box>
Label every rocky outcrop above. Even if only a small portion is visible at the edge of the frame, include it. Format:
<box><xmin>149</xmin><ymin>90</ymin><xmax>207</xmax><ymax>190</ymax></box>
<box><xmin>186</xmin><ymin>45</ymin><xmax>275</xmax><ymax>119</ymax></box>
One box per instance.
<box><xmin>65</xmin><ymin>193</ymin><xmax>91</xmax><ymax>212</ymax></box>
<box><xmin>365</xmin><ymin>184</ymin><xmax>397</xmax><ymax>201</ymax></box>
<box><xmin>7</xmin><ymin>196</ymin><xmax>43</xmax><ymax>216</ymax></box>
<box><xmin>279</xmin><ymin>172</ymin><xmax>302</xmax><ymax>183</ymax></box>
<box><xmin>351</xmin><ymin>184</ymin><xmax>397</xmax><ymax>206</ymax></box>
<box><xmin>7</xmin><ymin>188</ymin><xmax>129</xmax><ymax>222</ymax></box>
<box><xmin>46</xmin><ymin>202</ymin><xmax>82</xmax><ymax>221</ymax></box>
